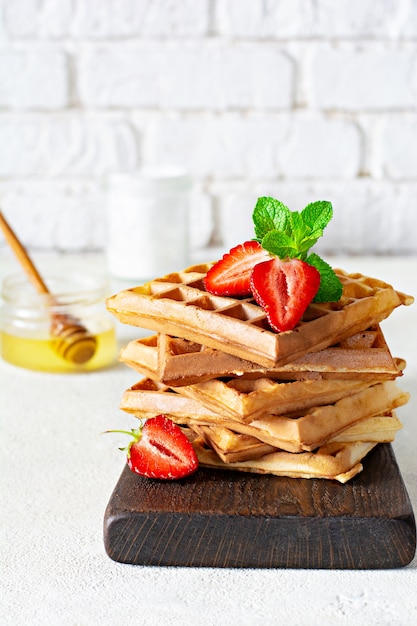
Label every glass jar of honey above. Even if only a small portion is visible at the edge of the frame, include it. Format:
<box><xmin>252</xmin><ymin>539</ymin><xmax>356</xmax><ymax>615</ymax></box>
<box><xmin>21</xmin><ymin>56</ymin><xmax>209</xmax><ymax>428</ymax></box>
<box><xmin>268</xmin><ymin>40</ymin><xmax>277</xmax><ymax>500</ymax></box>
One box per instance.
<box><xmin>0</xmin><ymin>271</ymin><xmax>117</xmax><ymax>373</ymax></box>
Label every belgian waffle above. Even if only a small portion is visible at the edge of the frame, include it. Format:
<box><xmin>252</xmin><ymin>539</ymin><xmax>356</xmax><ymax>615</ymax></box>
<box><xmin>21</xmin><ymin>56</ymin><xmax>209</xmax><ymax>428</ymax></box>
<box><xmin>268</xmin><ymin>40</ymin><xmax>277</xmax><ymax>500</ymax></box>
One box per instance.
<box><xmin>107</xmin><ymin>265</ymin><xmax>413</xmax><ymax>368</ymax></box>
<box><xmin>120</xmin><ymin>379</ymin><xmax>409</xmax><ymax>453</ymax></box>
<box><xmin>120</xmin><ymin>379</ymin><xmax>220</xmax><ymax>421</ymax></box>
<box><xmin>173</xmin><ymin>376</ymin><xmax>395</xmax><ymax>422</ymax></box>
<box><xmin>120</xmin><ymin>335</ymin><xmax>159</xmax><ymax>381</ymax></box>
<box><xmin>174</xmin><ymin>382</ymin><xmax>408</xmax><ymax>452</ymax></box>
<box><xmin>119</xmin><ymin>326</ymin><xmax>403</xmax><ymax>386</ymax></box>
<box><xmin>192</xmin><ymin>437</ymin><xmax>377</xmax><ymax>483</ymax></box>
<box><xmin>190</xmin><ymin>425</ymin><xmax>277</xmax><ymax>463</ymax></box>
<box><xmin>174</xmin><ymin>377</ymin><xmax>378</xmax><ymax>422</ymax></box>
<box><xmin>190</xmin><ymin>412</ymin><xmax>402</xmax><ymax>464</ymax></box>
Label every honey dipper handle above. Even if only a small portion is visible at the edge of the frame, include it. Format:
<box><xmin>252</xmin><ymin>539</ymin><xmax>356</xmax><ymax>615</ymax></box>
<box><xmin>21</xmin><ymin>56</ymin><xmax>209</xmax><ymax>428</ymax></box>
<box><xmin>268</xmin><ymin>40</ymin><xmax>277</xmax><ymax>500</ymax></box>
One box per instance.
<box><xmin>0</xmin><ymin>211</ymin><xmax>50</xmax><ymax>295</ymax></box>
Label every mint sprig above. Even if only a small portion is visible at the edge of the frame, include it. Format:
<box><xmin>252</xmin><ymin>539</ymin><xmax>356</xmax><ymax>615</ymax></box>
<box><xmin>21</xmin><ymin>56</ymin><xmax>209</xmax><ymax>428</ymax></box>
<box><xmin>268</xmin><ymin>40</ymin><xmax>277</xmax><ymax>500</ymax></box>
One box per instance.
<box><xmin>306</xmin><ymin>253</ymin><xmax>343</xmax><ymax>302</ymax></box>
<box><xmin>252</xmin><ymin>197</ymin><xmax>342</xmax><ymax>303</ymax></box>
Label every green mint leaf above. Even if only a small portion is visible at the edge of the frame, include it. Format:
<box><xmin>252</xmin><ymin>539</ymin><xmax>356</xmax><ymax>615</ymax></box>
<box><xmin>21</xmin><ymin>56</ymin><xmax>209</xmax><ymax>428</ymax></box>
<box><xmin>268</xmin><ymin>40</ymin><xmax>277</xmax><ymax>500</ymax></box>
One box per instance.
<box><xmin>308</xmin><ymin>228</ymin><xmax>325</xmax><ymax>241</ymax></box>
<box><xmin>252</xmin><ymin>197</ymin><xmax>335</xmax><ymax>263</ymax></box>
<box><xmin>301</xmin><ymin>201</ymin><xmax>333</xmax><ymax>232</ymax></box>
<box><xmin>261</xmin><ymin>230</ymin><xmax>298</xmax><ymax>259</ymax></box>
<box><xmin>289</xmin><ymin>211</ymin><xmax>309</xmax><ymax>242</ymax></box>
<box><xmin>253</xmin><ymin>197</ymin><xmax>291</xmax><ymax>241</ymax></box>
<box><xmin>306</xmin><ymin>253</ymin><xmax>343</xmax><ymax>302</ymax></box>
<box><xmin>297</xmin><ymin>236</ymin><xmax>322</xmax><ymax>257</ymax></box>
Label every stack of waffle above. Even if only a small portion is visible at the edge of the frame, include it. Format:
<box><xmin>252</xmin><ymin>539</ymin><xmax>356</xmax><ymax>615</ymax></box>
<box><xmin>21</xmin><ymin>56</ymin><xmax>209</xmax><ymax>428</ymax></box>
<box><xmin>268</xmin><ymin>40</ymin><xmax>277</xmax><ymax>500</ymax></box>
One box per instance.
<box><xmin>107</xmin><ymin>264</ymin><xmax>413</xmax><ymax>483</ymax></box>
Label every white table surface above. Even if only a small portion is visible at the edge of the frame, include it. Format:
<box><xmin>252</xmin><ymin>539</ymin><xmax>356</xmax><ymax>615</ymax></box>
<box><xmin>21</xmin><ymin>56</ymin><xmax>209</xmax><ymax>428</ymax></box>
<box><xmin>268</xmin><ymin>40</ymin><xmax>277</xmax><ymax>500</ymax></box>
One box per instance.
<box><xmin>1</xmin><ymin>253</ymin><xmax>416</xmax><ymax>626</ymax></box>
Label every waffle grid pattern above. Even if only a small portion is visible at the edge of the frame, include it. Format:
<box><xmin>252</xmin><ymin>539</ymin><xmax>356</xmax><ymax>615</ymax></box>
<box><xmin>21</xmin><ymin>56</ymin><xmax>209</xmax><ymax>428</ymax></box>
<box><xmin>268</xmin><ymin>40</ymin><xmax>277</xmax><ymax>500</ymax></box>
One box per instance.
<box><xmin>119</xmin><ymin>326</ymin><xmax>402</xmax><ymax>386</ymax></box>
<box><xmin>108</xmin><ymin>265</ymin><xmax>412</xmax><ymax>367</ymax></box>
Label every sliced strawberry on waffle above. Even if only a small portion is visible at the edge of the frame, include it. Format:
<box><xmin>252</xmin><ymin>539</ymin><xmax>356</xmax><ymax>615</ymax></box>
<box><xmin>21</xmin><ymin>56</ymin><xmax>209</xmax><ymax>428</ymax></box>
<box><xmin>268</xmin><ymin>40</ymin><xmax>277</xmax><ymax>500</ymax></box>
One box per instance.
<box><xmin>204</xmin><ymin>198</ymin><xmax>342</xmax><ymax>332</ymax></box>
<box><xmin>204</xmin><ymin>240</ymin><xmax>270</xmax><ymax>296</ymax></box>
<box><xmin>250</xmin><ymin>257</ymin><xmax>321</xmax><ymax>332</ymax></box>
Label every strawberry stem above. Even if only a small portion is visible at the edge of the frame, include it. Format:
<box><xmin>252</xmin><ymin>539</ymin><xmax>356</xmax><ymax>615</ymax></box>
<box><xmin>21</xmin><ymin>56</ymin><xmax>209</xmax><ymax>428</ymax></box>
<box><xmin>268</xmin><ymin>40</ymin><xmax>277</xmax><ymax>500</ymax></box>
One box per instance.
<box><xmin>102</xmin><ymin>428</ymin><xmax>138</xmax><ymax>437</ymax></box>
<box><xmin>102</xmin><ymin>426</ymin><xmax>144</xmax><ymax>458</ymax></box>
<box><xmin>102</xmin><ymin>425</ymin><xmax>143</xmax><ymax>443</ymax></box>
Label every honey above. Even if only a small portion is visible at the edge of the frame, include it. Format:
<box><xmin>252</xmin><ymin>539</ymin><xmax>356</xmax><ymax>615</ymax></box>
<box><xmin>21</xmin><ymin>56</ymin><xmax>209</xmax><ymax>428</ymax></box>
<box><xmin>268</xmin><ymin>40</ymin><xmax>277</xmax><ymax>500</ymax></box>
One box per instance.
<box><xmin>0</xmin><ymin>328</ymin><xmax>116</xmax><ymax>373</ymax></box>
<box><xmin>1</xmin><ymin>271</ymin><xmax>118</xmax><ymax>372</ymax></box>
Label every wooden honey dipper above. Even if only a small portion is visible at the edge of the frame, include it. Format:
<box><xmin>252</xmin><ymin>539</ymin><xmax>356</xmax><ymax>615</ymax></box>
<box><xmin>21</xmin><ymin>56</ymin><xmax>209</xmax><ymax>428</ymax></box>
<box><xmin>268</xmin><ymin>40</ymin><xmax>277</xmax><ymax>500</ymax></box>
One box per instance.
<box><xmin>0</xmin><ymin>211</ymin><xmax>97</xmax><ymax>365</ymax></box>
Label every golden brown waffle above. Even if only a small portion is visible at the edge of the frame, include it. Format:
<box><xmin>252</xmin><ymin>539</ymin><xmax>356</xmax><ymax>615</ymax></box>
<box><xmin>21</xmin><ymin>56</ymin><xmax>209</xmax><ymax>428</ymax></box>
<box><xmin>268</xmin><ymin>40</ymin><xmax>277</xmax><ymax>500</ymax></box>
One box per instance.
<box><xmin>107</xmin><ymin>265</ymin><xmax>413</xmax><ymax>368</ymax></box>
<box><xmin>120</xmin><ymin>379</ymin><xmax>220</xmax><ymax>421</ymax></box>
<box><xmin>178</xmin><ymin>382</ymin><xmax>407</xmax><ymax>453</ymax></box>
<box><xmin>120</xmin><ymin>335</ymin><xmax>159</xmax><ymax>381</ymax></box>
<box><xmin>120</xmin><ymin>379</ymin><xmax>409</xmax><ymax>453</ymax></box>
<box><xmin>174</xmin><ymin>376</ymin><xmax>386</xmax><ymax>422</ymax></box>
<box><xmin>190</xmin><ymin>412</ymin><xmax>402</xmax><ymax>464</ymax></box>
<box><xmin>329</xmin><ymin>413</ymin><xmax>403</xmax><ymax>443</ymax></box>
<box><xmin>190</xmin><ymin>425</ymin><xmax>277</xmax><ymax>463</ymax></box>
<box><xmin>119</xmin><ymin>326</ymin><xmax>403</xmax><ymax>386</ymax></box>
<box><xmin>192</xmin><ymin>436</ymin><xmax>377</xmax><ymax>483</ymax></box>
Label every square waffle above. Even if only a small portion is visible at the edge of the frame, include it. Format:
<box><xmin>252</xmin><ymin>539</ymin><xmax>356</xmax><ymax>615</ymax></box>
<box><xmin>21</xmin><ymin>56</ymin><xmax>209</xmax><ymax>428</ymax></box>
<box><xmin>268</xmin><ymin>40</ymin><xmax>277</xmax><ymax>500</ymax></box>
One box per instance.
<box><xmin>120</xmin><ymin>378</ymin><xmax>220</xmax><ymax>421</ymax></box>
<box><xmin>107</xmin><ymin>265</ymin><xmax>413</xmax><ymax>368</ymax></box>
<box><xmin>173</xmin><ymin>376</ymin><xmax>378</xmax><ymax>422</ymax></box>
<box><xmin>191</xmin><ymin>436</ymin><xmax>378</xmax><ymax>483</ymax></box>
<box><xmin>120</xmin><ymin>379</ymin><xmax>409</xmax><ymax>453</ymax></box>
<box><xmin>119</xmin><ymin>326</ymin><xmax>403</xmax><ymax>386</ymax></box>
<box><xmin>189</xmin><ymin>412</ymin><xmax>402</xmax><ymax>464</ymax></box>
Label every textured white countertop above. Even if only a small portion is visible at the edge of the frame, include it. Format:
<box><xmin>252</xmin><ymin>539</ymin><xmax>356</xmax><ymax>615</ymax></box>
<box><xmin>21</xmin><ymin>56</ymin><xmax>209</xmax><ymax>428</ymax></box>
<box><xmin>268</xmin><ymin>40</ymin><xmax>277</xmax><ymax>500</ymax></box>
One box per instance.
<box><xmin>1</xmin><ymin>253</ymin><xmax>416</xmax><ymax>626</ymax></box>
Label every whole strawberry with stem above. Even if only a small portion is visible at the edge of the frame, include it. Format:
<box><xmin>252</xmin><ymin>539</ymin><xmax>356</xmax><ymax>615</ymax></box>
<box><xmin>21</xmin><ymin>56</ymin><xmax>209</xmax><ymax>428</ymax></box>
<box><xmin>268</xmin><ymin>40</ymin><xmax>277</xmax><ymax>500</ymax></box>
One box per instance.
<box><xmin>105</xmin><ymin>415</ymin><xmax>198</xmax><ymax>480</ymax></box>
<box><xmin>205</xmin><ymin>197</ymin><xmax>343</xmax><ymax>333</ymax></box>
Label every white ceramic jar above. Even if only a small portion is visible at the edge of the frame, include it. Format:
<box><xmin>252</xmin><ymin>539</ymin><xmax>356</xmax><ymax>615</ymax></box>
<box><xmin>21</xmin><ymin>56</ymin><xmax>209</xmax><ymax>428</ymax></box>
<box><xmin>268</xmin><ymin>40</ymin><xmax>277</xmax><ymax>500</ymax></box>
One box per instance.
<box><xmin>106</xmin><ymin>169</ymin><xmax>192</xmax><ymax>282</ymax></box>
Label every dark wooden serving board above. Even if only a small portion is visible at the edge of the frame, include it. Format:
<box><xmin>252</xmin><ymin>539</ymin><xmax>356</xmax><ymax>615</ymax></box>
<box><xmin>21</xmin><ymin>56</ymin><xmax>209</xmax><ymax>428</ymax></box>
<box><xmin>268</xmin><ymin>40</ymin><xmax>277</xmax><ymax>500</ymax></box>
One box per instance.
<box><xmin>103</xmin><ymin>444</ymin><xmax>416</xmax><ymax>569</ymax></box>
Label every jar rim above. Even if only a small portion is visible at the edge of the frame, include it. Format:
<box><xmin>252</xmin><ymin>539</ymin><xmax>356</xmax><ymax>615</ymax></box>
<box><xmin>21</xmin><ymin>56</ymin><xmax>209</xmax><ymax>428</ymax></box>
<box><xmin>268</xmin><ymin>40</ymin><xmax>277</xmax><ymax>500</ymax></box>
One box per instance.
<box><xmin>106</xmin><ymin>168</ymin><xmax>192</xmax><ymax>194</ymax></box>
<box><xmin>1</xmin><ymin>271</ymin><xmax>109</xmax><ymax>308</ymax></box>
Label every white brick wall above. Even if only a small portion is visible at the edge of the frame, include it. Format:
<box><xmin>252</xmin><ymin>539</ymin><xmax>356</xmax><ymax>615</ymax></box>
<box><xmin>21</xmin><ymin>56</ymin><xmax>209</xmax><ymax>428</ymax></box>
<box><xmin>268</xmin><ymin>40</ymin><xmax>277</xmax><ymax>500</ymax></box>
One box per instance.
<box><xmin>0</xmin><ymin>0</ymin><xmax>416</xmax><ymax>256</ymax></box>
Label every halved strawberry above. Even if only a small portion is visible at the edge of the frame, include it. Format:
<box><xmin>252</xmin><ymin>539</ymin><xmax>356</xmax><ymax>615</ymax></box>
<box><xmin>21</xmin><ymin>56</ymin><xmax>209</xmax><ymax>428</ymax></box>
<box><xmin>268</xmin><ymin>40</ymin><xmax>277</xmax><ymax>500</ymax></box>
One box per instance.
<box><xmin>106</xmin><ymin>415</ymin><xmax>198</xmax><ymax>480</ymax></box>
<box><xmin>204</xmin><ymin>240</ymin><xmax>270</xmax><ymax>296</ymax></box>
<box><xmin>250</xmin><ymin>257</ymin><xmax>320</xmax><ymax>333</ymax></box>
